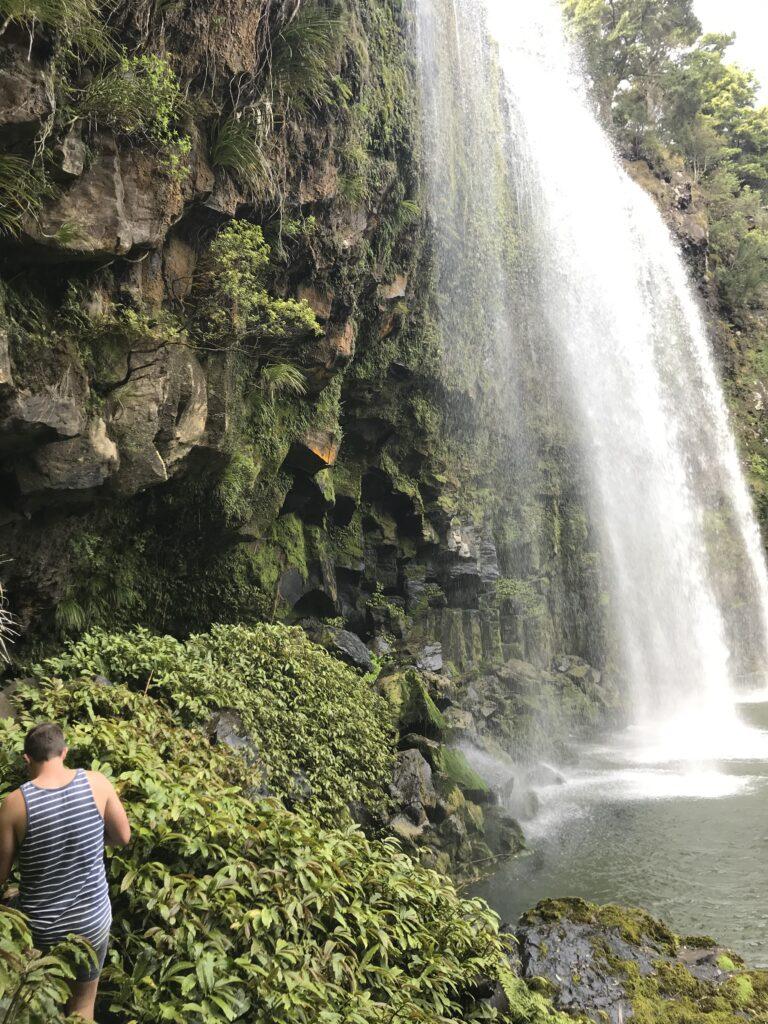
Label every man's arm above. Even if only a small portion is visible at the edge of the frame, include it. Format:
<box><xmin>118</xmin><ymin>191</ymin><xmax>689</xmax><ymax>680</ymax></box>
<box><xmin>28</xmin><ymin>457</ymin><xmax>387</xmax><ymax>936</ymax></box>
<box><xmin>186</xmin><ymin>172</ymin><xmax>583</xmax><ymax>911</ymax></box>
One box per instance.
<box><xmin>0</xmin><ymin>791</ymin><xmax>24</xmax><ymax>888</ymax></box>
<box><xmin>102</xmin><ymin>779</ymin><xmax>131</xmax><ymax>847</ymax></box>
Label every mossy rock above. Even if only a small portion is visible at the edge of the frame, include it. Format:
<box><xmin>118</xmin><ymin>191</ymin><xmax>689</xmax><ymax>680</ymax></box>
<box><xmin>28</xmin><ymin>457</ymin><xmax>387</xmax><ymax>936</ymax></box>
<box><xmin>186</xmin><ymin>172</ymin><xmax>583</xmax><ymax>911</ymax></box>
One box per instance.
<box><xmin>399</xmin><ymin>670</ymin><xmax>447</xmax><ymax>737</ymax></box>
<box><xmin>435</xmin><ymin>745</ymin><xmax>491</xmax><ymax>802</ymax></box>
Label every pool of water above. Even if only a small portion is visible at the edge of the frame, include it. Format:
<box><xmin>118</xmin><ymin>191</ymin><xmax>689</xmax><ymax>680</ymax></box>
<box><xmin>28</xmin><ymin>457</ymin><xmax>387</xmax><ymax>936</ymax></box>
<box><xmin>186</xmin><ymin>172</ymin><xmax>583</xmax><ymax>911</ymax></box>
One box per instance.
<box><xmin>471</xmin><ymin>700</ymin><xmax>768</xmax><ymax>966</ymax></box>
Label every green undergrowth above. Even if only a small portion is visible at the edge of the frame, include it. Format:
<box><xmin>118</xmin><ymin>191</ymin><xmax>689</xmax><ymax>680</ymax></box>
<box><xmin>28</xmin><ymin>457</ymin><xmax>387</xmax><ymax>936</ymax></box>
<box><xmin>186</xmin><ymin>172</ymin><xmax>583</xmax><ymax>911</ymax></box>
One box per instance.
<box><xmin>0</xmin><ymin>676</ymin><xmax>571</xmax><ymax>1024</ymax></box>
<box><xmin>30</xmin><ymin>623</ymin><xmax>394</xmax><ymax>822</ymax></box>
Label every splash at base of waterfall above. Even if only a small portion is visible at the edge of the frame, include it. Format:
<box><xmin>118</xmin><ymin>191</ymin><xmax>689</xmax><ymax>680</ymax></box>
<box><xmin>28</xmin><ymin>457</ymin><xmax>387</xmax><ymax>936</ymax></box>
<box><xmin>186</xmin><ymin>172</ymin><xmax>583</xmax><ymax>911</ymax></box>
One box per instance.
<box><xmin>468</xmin><ymin>698</ymin><xmax>768</xmax><ymax>966</ymax></box>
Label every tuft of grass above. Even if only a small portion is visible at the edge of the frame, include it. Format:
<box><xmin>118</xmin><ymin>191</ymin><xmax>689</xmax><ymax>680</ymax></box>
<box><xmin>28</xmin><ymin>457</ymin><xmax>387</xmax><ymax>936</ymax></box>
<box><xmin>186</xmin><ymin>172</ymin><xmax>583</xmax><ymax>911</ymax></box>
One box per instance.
<box><xmin>0</xmin><ymin>0</ymin><xmax>113</xmax><ymax>57</ymax></box>
<box><xmin>269</xmin><ymin>3</ymin><xmax>347</xmax><ymax>114</ymax></box>
<box><xmin>0</xmin><ymin>580</ymin><xmax>18</xmax><ymax>664</ymax></box>
<box><xmin>259</xmin><ymin>362</ymin><xmax>307</xmax><ymax>403</ymax></box>
<box><xmin>0</xmin><ymin>155</ymin><xmax>53</xmax><ymax>235</ymax></box>
<box><xmin>54</xmin><ymin>590</ymin><xmax>87</xmax><ymax>637</ymax></box>
<box><xmin>209</xmin><ymin>109</ymin><xmax>275</xmax><ymax>197</ymax></box>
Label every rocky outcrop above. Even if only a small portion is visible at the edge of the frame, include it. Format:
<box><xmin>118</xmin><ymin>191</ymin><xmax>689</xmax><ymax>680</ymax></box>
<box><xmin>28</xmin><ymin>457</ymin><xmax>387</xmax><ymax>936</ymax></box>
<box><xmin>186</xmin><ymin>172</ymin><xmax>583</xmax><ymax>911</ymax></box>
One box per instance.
<box><xmin>515</xmin><ymin>899</ymin><xmax>768</xmax><ymax>1024</ymax></box>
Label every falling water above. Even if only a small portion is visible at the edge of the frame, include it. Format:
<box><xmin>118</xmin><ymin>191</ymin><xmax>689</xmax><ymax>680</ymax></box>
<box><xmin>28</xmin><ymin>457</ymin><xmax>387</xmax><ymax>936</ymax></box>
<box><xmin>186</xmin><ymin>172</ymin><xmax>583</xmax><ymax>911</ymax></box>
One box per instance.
<box><xmin>415</xmin><ymin>0</ymin><xmax>768</xmax><ymax>760</ymax></box>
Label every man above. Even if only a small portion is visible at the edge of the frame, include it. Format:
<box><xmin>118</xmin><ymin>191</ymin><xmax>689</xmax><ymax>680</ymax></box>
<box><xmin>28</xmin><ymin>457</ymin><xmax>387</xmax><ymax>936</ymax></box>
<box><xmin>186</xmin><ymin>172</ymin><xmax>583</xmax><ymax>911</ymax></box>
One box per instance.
<box><xmin>0</xmin><ymin>722</ymin><xmax>131</xmax><ymax>1020</ymax></box>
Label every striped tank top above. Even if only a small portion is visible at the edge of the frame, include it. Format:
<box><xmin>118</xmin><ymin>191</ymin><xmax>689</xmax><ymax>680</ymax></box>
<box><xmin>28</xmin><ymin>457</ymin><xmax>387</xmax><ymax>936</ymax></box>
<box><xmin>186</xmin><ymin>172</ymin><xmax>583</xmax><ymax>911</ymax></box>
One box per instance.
<box><xmin>19</xmin><ymin>769</ymin><xmax>111</xmax><ymax>949</ymax></box>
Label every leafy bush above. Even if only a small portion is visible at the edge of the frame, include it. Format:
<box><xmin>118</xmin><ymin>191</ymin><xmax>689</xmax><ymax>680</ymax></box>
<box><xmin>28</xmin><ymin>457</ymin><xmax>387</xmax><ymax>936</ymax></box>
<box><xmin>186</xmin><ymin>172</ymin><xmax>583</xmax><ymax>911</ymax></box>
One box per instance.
<box><xmin>78</xmin><ymin>54</ymin><xmax>191</xmax><ymax>178</ymax></box>
<box><xmin>0</xmin><ymin>676</ymin><xmax>568</xmax><ymax>1024</ymax></box>
<box><xmin>32</xmin><ymin>623</ymin><xmax>394</xmax><ymax>820</ymax></box>
<box><xmin>0</xmin><ymin>909</ymin><xmax>93</xmax><ymax>1023</ymax></box>
<box><xmin>197</xmin><ymin>221</ymin><xmax>322</xmax><ymax>362</ymax></box>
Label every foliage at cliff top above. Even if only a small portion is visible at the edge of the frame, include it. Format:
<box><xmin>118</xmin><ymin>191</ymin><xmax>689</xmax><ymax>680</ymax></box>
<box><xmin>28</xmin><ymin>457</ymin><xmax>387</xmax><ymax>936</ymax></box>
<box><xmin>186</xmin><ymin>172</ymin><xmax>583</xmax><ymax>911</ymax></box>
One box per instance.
<box><xmin>0</xmin><ymin>677</ymin><xmax>570</xmax><ymax>1024</ymax></box>
<box><xmin>32</xmin><ymin>623</ymin><xmax>393</xmax><ymax>821</ymax></box>
<box><xmin>564</xmin><ymin>0</ymin><xmax>768</xmax><ymax>319</ymax></box>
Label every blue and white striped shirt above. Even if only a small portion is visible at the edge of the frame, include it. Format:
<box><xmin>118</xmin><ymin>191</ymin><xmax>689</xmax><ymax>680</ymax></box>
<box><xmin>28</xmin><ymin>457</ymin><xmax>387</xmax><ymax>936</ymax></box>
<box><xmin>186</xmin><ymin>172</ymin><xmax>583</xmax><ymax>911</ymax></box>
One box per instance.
<box><xmin>19</xmin><ymin>769</ymin><xmax>111</xmax><ymax>949</ymax></box>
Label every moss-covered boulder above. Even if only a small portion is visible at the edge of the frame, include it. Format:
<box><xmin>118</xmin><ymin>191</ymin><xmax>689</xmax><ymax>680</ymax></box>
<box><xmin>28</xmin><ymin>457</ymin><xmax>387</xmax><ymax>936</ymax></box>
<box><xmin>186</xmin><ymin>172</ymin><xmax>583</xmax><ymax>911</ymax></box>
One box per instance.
<box><xmin>517</xmin><ymin>898</ymin><xmax>768</xmax><ymax>1024</ymax></box>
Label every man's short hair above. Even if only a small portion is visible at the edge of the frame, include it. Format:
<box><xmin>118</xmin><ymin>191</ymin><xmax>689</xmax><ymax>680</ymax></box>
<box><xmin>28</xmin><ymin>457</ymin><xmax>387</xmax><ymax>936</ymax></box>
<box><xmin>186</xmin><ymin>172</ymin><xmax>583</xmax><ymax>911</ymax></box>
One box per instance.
<box><xmin>24</xmin><ymin>723</ymin><xmax>66</xmax><ymax>762</ymax></box>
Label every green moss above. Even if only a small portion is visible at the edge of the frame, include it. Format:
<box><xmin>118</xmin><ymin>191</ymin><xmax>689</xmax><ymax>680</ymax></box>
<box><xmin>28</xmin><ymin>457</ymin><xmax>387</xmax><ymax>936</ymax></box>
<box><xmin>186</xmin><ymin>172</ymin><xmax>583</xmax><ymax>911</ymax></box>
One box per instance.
<box><xmin>522</xmin><ymin>899</ymin><xmax>678</xmax><ymax>955</ymax></box>
<box><xmin>716</xmin><ymin>955</ymin><xmax>738</xmax><ymax>972</ymax></box>
<box><xmin>435</xmin><ymin>746</ymin><xmax>490</xmax><ymax>797</ymax></box>
<box><xmin>399</xmin><ymin>670</ymin><xmax>447</xmax><ymax>737</ymax></box>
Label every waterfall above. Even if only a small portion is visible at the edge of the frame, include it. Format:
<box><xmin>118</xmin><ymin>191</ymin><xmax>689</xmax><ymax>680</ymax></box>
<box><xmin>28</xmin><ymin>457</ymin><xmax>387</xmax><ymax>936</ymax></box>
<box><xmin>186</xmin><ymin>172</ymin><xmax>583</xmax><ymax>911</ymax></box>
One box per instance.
<box><xmin>415</xmin><ymin>0</ymin><xmax>768</xmax><ymax>759</ymax></box>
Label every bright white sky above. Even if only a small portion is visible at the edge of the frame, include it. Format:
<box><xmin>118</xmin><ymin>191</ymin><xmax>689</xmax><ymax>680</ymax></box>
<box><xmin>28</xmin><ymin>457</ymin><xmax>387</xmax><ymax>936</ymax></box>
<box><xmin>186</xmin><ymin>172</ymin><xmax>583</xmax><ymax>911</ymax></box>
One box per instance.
<box><xmin>693</xmin><ymin>0</ymin><xmax>768</xmax><ymax>102</ymax></box>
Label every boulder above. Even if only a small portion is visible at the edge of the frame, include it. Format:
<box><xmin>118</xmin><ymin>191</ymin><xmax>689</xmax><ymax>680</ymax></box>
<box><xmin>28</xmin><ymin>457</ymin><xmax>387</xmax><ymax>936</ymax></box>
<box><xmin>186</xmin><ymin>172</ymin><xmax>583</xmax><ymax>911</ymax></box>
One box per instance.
<box><xmin>391</xmin><ymin>748</ymin><xmax>437</xmax><ymax>815</ymax></box>
<box><xmin>328</xmin><ymin>629</ymin><xmax>373</xmax><ymax>673</ymax></box>
<box><xmin>283</xmin><ymin>427</ymin><xmax>341</xmax><ymax>475</ymax></box>
<box><xmin>16</xmin><ymin>417</ymin><xmax>119</xmax><ymax>495</ymax></box>
<box><xmin>442</xmin><ymin>706</ymin><xmax>475</xmax><ymax>735</ymax></box>
<box><xmin>304</xmin><ymin>320</ymin><xmax>356</xmax><ymax>392</ymax></box>
<box><xmin>1</xmin><ymin>383</ymin><xmax>85</xmax><ymax>452</ymax></box>
<box><xmin>444</xmin><ymin>520</ymin><xmax>500</xmax><ymax>598</ymax></box>
<box><xmin>31</xmin><ymin>134</ymin><xmax>185</xmax><ymax>258</ymax></box>
<box><xmin>297</xmin><ymin>284</ymin><xmax>334</xmax><ymax>321</ymax></box>
<box><xmin>0</xmin><ymin>326</ymin><xmax>12</xmax><ymax>394</ymax></box>
<box><xmin>208</xmin><ymin>709</ymin><xmax>262</xmax><ymax>769</ymax></box>
<box><xmin>378</xmin><ymin>274</ymin><xmax>408</xmax><ymax>303</ymax></box>
<box><xmin>0</xmin><ymin>40</ymin><xmax>52</xmax><ymax>144</ymax></box>
<box><xmin>106</xmin><ymin>345</ymin><xmax>208</xmax><ymax>495</ymax></box>
<box><xmin>398</xmin><ymin>733</ymin><xmax>441</xmax><ymax>767</ymax></box>
<box><xmin>53</xmin><ymin>125</ymin><xmax>87</xmax><ymax>181</ymax></box>
<box><xmin>524</xmin><ymin>763</ymin><xmax>566</xmax><ymax>788</ymax></box>
<box><xmin>516</xmin><ymin>899</ymin><xmax>742</xmax><ymax>1024</ymax></box>
<box><xmin>416</xmin><ymin>642</ymin><xmax>443</xmax><ymax>673</ymax></box>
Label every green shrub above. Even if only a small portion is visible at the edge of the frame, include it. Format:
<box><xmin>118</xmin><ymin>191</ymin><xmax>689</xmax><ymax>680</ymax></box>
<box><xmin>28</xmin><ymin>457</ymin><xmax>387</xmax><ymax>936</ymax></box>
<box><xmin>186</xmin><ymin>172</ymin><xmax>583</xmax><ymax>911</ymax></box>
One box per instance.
<box><xmin>32</xmin><ymin>622</ymin><xmax>394</xmax><ymax>820</ymax></box>
<box><xmin>78</xmin><ymin>54</ymin><xmax>191</xmax><ymax>178</ymax></box>
<box><xmin>0</xmin><ymin>677</ymin><xmax>568</xmax><ymax>1024</ymax></box>
<box><xmin>198</xmin><ymin>221</ymin><xmax>323</xmax><ymax>353</ymax></box>
<box><xmin>0</xmin><ymin>909</ymin><xmax>94</xmax><ymax>1023</ymax></box>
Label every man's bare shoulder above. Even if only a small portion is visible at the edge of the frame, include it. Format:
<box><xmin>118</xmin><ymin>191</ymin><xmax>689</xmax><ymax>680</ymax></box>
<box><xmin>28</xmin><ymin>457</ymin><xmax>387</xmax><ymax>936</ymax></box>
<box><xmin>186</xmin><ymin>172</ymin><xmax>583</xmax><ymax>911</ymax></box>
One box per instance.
<box><xmin>0</xmin><ymin>789</ymin><xmax>26</xmax><ymax>822</ymax></box>
<box><xmin>84</xmin><ymin>770</ymin><xmax>115</xmax><ymax>786</ymax></box>
<box><xmin>84</xmin><ymin>770</ymin><xmax>117</xmax><ymax>795</ymax></box>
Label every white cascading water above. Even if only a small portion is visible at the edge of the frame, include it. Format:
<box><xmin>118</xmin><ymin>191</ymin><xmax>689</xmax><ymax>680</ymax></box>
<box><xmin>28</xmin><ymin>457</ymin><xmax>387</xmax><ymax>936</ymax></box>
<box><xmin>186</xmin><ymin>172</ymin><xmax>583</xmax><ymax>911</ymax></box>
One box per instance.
<box><xmin>416</xmin><ymin>0</ymin><xmax>768</xmax><ymax>762</ymax></box>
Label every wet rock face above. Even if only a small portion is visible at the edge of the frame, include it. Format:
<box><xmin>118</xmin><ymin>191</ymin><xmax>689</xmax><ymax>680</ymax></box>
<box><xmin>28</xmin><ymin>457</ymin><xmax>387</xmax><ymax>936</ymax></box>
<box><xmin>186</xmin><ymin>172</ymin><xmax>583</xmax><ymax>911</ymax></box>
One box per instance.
<box><xmin>516</xmin><ymin>899</ymin><xmax>753</xmax><ymax>1024</ymax></box>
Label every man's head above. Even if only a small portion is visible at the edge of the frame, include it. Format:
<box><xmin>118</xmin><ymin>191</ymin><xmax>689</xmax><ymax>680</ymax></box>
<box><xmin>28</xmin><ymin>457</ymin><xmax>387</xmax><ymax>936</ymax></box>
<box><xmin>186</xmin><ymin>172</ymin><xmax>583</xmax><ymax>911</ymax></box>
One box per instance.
<box><xmin>23</xmin><ymin>722</ymin><xmax>67</xmax><ymax>767</ymax></box>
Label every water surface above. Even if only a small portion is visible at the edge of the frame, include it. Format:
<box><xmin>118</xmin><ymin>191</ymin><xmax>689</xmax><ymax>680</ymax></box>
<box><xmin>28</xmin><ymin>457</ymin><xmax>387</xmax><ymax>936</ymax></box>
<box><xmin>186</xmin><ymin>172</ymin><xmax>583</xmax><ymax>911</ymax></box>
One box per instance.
<box><xmin>472</xmin><ymin>701</ymin><xmax>768</xmax><ymax>966</ymax></box>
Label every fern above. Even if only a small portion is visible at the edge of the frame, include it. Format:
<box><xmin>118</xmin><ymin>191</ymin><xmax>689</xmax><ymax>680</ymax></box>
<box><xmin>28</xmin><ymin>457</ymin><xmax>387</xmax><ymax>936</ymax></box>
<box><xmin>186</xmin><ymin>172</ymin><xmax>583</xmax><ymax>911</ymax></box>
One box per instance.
<box><xmin>260</xmin><ymin>362</ymin><xmax>307</xmax><ymax>403</ymax></box>
<box><xmin>54</xmin><ymin>592</ymin><xmax>87</xmax><ymax>636</ymax></box>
